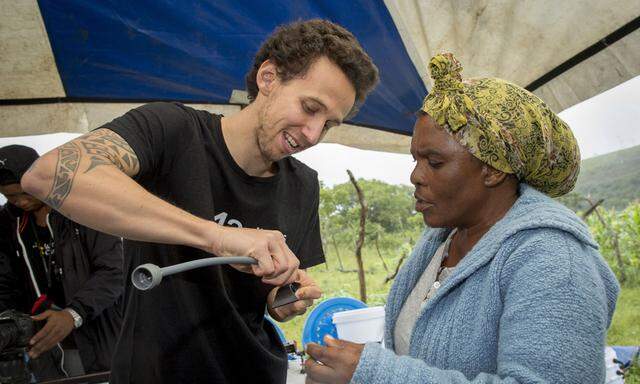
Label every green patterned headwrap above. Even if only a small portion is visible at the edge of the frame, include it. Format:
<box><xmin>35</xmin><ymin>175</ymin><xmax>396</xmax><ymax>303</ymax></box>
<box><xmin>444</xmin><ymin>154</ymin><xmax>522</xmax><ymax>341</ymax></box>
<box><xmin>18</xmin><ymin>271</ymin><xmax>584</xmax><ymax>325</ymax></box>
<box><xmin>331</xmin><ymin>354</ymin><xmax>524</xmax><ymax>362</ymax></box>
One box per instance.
<box><xmin>421</xmin><ymin>53</ymin><xmax>580</xmax><ymax>197</ymax></box>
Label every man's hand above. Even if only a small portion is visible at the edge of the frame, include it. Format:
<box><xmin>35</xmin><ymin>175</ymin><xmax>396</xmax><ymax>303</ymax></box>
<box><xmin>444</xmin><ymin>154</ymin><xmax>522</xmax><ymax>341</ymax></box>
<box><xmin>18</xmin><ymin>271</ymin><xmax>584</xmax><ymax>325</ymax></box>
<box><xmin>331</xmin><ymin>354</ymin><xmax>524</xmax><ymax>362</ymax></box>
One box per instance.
<box><xmin>209</xmin><ymin>225</ymin><xmax>300</xmax><ymax>286</ymax></box>
<box><xmin>305</xmin><ymin>335</ymin><xmax>364</xmax><ymax>384</ymax></box>
<box><xmin>267</xmin><ymin>269</ymin><xmax>322</xmax><ymax>322</ymax></box>
<box><xmin>28</xmin><ymin>310</ymin><xmax>75</xmax><ymax>358</ymax></box>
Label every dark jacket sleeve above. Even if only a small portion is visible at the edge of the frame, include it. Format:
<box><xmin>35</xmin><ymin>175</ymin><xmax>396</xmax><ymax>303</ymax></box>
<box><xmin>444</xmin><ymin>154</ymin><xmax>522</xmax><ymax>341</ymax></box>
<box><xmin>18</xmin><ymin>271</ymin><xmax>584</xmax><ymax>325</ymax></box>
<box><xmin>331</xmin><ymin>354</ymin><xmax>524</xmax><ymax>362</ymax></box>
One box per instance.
<box><xmin>0</xmin><ymin>243</ymin><xmax>21</xmax><ymax>312</ymax></box>
<box><xmin>66</xmin><ymin>224</ymin><xmax>124</xmax><ymax>321</ymax></box>
<box><xmin>0</xmin><ymin>208</ymin><xmax>21</xmax><ymax>312</ymax></box>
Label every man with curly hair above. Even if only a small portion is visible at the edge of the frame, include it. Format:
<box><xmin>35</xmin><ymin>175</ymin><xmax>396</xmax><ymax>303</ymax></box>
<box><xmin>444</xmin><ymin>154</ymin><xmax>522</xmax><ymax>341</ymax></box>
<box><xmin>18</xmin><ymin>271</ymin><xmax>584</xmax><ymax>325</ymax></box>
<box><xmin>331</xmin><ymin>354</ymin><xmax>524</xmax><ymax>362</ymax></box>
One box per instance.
<box><xmin>22</xmin><ymin>19</ymin><xmax>378</xmax><ymax>383</ymax></box>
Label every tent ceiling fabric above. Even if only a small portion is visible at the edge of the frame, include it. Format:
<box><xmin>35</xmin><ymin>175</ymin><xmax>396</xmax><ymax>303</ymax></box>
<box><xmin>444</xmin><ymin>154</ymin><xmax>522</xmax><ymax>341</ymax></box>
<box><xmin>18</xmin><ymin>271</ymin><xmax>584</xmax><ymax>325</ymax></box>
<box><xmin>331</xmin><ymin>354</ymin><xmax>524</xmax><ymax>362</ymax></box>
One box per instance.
<box><xmin>0</xmin><ymin>102</ymin><xmax>241</xmax><ymax>138</ymax></box>
<box><xmin>1</xmin><ymin>1</ymin><xmax>639</xmax><ymax>154</ymax></box>
<box><xmin>34</xmin><ymin>0</ymin><xmax>427</xmax><ymax>135</ymax></box>
<box><xmin>1</xmin><ymin>2</ymin><xmax>64</xmax><ymax>99</ymax></box>
<box><xmin>533</xmin><ymin>28</ymin><xmax>640</xmax><ymax>112</ymax></box>
<box><xmin>385</xmin><ymin>0</ymin><xmax>640</xmax><ymax>113</ymax></box>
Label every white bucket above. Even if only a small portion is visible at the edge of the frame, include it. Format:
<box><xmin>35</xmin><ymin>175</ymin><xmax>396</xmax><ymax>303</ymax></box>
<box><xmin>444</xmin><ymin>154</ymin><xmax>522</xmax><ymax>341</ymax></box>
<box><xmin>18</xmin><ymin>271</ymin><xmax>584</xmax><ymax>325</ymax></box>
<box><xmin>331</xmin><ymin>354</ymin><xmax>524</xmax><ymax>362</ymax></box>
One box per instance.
<box><xmin>332</xmin><ymin>306</ymin><xmax>385</xmax><ymax>344</ymax></box>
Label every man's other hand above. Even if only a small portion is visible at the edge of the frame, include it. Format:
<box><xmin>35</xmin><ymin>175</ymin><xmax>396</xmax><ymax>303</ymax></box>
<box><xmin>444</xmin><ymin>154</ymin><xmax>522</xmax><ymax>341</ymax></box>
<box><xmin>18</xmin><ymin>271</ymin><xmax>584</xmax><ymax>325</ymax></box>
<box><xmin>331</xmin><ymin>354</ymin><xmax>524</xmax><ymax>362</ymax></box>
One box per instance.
<box><xmin>28</xmin><ymin>310</ymin><xmax>74</xmax><ymax>358</ymax></box>
<box><xmin>267</xmin><ymin>269</ymin><xmax>322</xmax><ymax>322</ymax></box>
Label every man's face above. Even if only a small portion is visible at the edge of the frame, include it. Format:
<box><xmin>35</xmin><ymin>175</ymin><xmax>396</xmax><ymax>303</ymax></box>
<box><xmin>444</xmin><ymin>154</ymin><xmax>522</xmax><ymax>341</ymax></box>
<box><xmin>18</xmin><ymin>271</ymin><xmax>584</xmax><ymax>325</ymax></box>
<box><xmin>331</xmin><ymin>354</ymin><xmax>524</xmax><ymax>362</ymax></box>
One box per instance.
<box><xmin>0</xmin><ymin>183</ymin><xmax>44</xmax><ymax>212</ymax></box>
<box><xmin>256</xmin><ymin>56</ymin><xmax>356</xmax><ymax>162</ymax></box>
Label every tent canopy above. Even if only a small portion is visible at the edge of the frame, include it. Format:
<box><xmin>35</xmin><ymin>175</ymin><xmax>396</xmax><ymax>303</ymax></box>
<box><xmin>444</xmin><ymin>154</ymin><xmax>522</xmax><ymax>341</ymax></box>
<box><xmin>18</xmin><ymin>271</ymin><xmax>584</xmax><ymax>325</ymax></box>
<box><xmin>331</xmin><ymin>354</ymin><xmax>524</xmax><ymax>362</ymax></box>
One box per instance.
<box><xmin>2</xmin><ymin>1</ymin><xmax>639</xmax><ymax>153</ymax></box>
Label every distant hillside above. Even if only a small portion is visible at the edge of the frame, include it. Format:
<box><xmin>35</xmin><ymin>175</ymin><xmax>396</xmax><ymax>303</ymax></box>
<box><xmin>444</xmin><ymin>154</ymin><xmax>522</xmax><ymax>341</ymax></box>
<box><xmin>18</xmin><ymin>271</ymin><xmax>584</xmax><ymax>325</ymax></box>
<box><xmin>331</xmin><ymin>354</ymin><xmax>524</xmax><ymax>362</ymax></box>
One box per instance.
<box><xmin>568</xmin><ymin>145</ymin><xmax>640</xmax><ymax>210</ymax></box>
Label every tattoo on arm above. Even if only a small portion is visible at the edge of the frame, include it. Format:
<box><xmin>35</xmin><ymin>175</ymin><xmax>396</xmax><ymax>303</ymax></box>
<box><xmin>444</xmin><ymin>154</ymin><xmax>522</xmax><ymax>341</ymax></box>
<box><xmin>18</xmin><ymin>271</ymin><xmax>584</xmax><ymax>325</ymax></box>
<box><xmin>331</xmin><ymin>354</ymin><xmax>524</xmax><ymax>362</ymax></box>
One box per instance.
<box><xmin>44</xmin><ymin>142</ymin><xmax>81</xmax><ymax>210</ymax></box>
<box><xmin>79</xmin><ymin>129</ymin><xmax>140</xmax><ymax>175</ymax></box>
<box><xmin>43</xmin><ymin>129</ymin><xmax>139</xmax><ymax>209</ymax></box>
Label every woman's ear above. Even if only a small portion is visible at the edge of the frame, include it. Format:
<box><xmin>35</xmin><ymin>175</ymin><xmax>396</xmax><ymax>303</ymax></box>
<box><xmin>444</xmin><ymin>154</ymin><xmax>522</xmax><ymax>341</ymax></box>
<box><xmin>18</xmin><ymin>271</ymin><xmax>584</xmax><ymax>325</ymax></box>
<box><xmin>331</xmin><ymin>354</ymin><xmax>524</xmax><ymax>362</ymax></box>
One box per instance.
<box><xmin>256</xmin><ymin>60</ymin><xmax>278</xmax><ymax>97</ymax></box>
<box><xmin>482</xmin><ymin>164</ymin><xmax>508</xmax><ymax>188</ymax></box>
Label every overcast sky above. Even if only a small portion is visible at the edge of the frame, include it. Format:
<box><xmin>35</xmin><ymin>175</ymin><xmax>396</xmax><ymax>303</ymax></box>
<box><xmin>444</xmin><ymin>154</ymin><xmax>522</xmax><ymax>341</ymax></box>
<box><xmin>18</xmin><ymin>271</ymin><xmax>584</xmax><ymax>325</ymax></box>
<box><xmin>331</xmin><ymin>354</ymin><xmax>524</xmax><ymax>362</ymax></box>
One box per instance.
<box><xmin>1</xmin><ymin>75</ymin><xmax>639</xmax><ymax>195</ymax></box>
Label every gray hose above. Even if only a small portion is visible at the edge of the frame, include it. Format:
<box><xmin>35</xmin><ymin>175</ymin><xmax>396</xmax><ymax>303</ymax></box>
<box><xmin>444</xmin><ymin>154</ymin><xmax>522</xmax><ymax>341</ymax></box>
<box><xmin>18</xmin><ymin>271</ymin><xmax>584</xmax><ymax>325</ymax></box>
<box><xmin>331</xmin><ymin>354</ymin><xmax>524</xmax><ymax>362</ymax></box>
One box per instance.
<box><xmin>132</xmin><ymin>256</ymin><xmax>257</xmax><ymax>291</ymax></box>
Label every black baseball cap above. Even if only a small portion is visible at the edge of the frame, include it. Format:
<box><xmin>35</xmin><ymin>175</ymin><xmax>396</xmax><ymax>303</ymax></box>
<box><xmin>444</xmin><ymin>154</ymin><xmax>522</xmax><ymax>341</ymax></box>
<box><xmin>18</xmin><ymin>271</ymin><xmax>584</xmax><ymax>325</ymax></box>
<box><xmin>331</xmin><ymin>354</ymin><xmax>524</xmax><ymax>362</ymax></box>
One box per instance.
<box><xmin>0</xmin><ymin>145</ymin><xmax>40</xmax><ymax>186</ymax></box>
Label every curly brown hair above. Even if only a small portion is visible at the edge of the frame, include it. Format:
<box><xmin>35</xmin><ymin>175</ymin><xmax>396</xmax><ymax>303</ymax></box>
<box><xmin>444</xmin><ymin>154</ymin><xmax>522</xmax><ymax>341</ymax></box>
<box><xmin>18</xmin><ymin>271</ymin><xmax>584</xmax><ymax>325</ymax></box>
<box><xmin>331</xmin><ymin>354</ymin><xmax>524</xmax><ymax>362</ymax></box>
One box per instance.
<box><xmin>245</xmin><ymin>19</ymin><xmax>379</xmax><ymax>112</ymax></box>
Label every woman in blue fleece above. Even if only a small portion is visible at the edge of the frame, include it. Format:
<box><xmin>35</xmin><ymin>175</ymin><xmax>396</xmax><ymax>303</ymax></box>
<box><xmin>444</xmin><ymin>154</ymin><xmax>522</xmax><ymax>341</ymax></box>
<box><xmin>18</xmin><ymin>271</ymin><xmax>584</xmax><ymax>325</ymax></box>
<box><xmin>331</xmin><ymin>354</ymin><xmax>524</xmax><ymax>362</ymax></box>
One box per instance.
<box><xmin>305</xmin><ymin>53</ymin><xmax>620</xmax><ymax>384</ymax></box>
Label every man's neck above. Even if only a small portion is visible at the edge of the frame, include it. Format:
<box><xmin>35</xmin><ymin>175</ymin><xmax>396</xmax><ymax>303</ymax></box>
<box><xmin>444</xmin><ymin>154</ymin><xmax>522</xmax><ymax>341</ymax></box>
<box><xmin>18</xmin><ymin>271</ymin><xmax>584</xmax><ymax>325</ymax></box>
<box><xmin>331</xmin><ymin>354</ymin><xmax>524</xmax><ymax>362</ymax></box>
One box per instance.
<box><xmin>220</xmin><ymin>103</ymin><xmax>275</xmax><ymax>177</ymax></box>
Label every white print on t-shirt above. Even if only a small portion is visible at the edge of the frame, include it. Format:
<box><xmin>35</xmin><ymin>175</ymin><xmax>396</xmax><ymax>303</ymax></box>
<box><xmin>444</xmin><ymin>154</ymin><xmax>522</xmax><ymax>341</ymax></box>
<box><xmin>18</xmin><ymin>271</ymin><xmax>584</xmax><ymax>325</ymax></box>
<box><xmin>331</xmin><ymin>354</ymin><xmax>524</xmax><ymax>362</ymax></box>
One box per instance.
<box><xmin>214</xmin><ymin>212</ymin><xmax>243</xmax><ymax>228</ymax></box>
<box><xmin>213</xmin><ymin>212</ymin><xmax>288</xmax><ymax>240</ymax></box>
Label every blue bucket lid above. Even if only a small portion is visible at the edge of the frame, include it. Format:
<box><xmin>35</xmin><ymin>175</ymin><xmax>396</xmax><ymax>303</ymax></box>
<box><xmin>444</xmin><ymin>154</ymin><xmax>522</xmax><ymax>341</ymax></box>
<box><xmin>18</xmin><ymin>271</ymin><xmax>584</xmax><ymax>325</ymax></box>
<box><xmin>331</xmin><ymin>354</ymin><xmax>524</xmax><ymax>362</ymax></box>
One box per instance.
<box><xmin>302</xmin><ymin>297</ymin><xmax>367</xmax><ymax>347</ymax></box>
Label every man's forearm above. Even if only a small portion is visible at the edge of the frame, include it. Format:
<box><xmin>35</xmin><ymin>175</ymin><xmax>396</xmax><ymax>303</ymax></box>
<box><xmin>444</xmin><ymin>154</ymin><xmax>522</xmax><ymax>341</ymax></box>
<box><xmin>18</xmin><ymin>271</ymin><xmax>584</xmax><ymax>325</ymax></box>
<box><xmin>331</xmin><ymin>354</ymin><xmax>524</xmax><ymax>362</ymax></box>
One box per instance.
<box><xmin>21</xmin><ymin>143</ymin><xmax>217</xmax><ymax>251</ymax></box>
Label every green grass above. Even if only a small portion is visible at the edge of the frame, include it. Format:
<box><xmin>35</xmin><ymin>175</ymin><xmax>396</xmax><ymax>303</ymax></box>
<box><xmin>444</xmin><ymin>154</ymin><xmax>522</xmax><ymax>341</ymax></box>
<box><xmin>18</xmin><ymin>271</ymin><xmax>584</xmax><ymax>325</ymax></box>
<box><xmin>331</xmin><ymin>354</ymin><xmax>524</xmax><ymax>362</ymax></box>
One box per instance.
<box><xmin>607</xmin><ymin>286</ymin><xmax>640</xmax><ymax>346</ymax></box>
<box><xmin>279</xmin><ymin>247</ymin><xmax>640</xmax><ymax>349</ymax></box>
<box><xmin>627</xmin><ymin>355</ymin><xmax>640</xmax><ymax>384</ymax></box>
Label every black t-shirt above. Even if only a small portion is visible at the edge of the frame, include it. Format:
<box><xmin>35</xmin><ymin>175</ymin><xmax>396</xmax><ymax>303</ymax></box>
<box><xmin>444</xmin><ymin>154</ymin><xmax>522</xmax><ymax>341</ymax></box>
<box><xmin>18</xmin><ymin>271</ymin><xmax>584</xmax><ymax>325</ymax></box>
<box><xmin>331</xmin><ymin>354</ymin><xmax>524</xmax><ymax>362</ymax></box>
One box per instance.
<box><xmin>103</xmin><ymin>102</ymin><xmax>324</xmax><ymax>384</ymax></box>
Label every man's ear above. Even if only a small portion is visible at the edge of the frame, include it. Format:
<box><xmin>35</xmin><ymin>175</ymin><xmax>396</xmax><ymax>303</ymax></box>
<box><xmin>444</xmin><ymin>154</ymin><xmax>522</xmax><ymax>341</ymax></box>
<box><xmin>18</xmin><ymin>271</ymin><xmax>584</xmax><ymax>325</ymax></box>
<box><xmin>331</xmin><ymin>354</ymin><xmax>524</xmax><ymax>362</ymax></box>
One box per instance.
<box><xmin>481</xmin><ymin>164</ymin><xmax>508</xmax><ymax>188</ymax></box>
<box><xmin>256</xmin><ymin>60</ymin><xmax>278</xmax><ymax>96</ymax></box>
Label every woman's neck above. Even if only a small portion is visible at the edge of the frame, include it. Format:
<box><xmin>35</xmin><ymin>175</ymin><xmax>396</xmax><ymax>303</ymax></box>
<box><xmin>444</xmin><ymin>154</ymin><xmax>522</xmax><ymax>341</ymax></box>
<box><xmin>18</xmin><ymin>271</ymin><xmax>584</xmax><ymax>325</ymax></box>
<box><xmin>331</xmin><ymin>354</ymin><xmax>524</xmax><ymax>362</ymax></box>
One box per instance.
<box><xmin>444</xmin><ymin>188</ymin><xmax>518</xmax><ymax>268</ymax></box>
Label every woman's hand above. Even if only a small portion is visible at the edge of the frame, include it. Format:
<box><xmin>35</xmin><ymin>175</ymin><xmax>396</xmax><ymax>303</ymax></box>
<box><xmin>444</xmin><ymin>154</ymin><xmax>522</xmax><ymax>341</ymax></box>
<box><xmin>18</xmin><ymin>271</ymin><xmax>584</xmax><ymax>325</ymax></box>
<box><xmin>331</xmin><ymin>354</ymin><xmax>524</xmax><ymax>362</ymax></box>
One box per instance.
<box><xmin>305</xmin><ymin>335</ymin><xmax>364</xmax><ymax>384</ymax></box>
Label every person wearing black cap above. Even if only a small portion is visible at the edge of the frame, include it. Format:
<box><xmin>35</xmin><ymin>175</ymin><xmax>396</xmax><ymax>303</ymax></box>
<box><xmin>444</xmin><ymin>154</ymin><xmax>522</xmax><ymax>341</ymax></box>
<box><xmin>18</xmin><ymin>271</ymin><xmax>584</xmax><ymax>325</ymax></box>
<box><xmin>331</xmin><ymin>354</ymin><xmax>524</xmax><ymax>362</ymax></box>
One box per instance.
<box><xmin>0</xmin><ymin>144</ymin><xmax>123</xmax><ymax>380</ymax></box>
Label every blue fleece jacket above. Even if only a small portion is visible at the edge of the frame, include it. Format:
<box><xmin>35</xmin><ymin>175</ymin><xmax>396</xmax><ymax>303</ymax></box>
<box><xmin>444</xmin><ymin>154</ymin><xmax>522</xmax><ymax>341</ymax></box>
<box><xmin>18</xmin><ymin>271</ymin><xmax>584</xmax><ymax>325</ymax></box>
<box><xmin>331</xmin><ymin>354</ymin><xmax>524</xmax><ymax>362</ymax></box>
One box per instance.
<box><xmin>351</xmin><ymin>184</ymin><xmax>620</xmax><ymax>384</ymax></box>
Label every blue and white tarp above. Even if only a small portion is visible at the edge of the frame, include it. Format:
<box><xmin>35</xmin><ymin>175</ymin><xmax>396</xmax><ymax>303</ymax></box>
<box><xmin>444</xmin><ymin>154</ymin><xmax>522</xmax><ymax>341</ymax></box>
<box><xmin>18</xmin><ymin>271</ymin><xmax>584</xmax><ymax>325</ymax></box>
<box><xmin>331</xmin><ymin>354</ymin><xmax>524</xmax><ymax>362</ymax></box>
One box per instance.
<box><xmin>36</xmin><ymin>0</ymin><xmax>425</xmax><ymax>135</ymax></box>
<box><xmin>2</xmin><ymin>1</ymin><xmax>639</xmax><ymax>152</ymax></box>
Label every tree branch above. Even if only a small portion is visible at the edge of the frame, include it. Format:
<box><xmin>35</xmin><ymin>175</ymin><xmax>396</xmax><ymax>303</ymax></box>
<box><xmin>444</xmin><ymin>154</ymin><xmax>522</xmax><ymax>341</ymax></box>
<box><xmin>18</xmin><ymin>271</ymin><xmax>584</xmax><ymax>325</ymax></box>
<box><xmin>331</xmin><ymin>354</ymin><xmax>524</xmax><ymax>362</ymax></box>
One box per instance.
<box><xmin>347</xmin><ymin>169</ymin><xmax>367</xmax><ymax>303</ymax></box>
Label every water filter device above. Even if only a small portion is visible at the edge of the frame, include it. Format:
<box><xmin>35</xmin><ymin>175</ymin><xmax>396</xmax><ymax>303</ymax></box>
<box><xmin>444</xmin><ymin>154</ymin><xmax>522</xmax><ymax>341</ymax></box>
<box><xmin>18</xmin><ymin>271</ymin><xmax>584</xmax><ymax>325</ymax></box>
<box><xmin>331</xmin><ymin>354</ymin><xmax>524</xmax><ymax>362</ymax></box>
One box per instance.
<box><xmin>131</xmin><ymin>256</ymin><xmax>300</xmax><ymax>308</ymax></box>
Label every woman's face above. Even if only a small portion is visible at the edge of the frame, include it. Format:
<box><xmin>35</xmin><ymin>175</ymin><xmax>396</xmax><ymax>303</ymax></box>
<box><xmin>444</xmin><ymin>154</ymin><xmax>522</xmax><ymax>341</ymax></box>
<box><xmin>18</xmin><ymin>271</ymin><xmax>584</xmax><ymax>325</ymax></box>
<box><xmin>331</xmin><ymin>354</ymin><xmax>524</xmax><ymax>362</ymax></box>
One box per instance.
<box><xmin>410</xmin><ymin>114</ymin><xmax>490</xmax><ymax>228</ymax></box>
